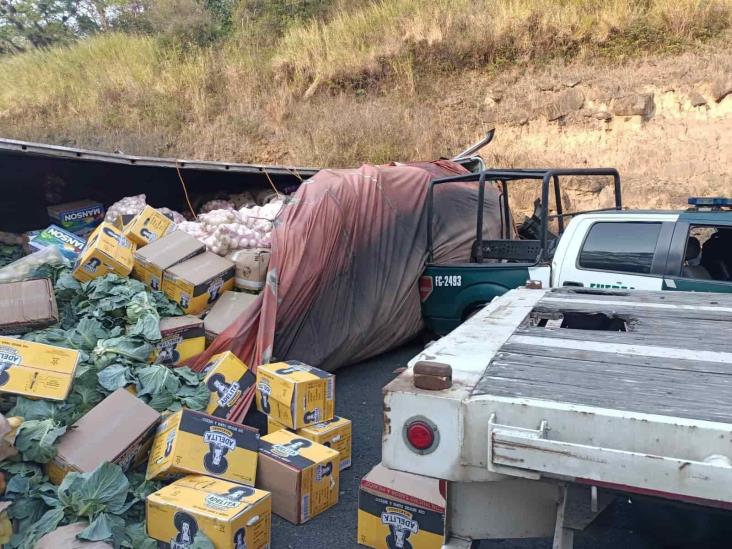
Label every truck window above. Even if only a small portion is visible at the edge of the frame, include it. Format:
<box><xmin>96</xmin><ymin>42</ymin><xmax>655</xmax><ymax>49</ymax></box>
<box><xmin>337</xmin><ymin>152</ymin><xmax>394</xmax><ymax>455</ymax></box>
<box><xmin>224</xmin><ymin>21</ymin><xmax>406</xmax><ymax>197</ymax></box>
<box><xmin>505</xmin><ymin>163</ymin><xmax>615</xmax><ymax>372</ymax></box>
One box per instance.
<box><xmin>579</xmin><ymin>222</ymin><xmax>661</xmax><ymax>274</ymax></box>
<box><xmin>687</xmin><ymin>225</ymin><xmax>732</xmax><ymax>281</ymax></box>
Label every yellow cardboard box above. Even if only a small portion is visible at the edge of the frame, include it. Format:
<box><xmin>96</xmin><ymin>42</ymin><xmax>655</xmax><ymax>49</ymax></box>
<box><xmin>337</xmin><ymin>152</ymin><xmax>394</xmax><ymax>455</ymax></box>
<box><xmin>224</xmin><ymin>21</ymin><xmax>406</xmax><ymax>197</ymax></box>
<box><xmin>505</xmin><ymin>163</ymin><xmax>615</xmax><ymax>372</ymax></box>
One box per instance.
<box><xmin>146</xmin><ymin>408</ymin><xmax>259</xmax><ymax>486</ymax></box>
<box><xmin>257</xmin><ymin>429</ymin><xmax>340</xmax><ymax>524</ymax></box>
<box><xmin>267</xmin><ymin>416</ymin><xmax>352</xmax><ymax>471</ymax></box>
<box><xmin>0</xmin><ymin>336</ymin><xmax>80</xmax><ymax>400</ymax></box>
<box><xmin>154</xmin><ymin>316</ymin><xmax>205</xmax><ymax>365</ymax></box>
<box><xmin>123</xmin><ymin>205</ymin><xmax>176</xmax><ymax>247</ymax></box>
<box><xmin>72</xmin><ymin>223</ymin><xmax>135</xmax><ymax>282</ymax></box>
<box><xmin>255</xmin><ymin>361</ymin><xmax>335</xmax><ymax>430</ymax></box>
<box><xmin>132</xmin><ymin>230</ymin><xmax>205</xmax><ymax>291</ymax></box>
<box><xmin>147</xmin><ymin>475</ymin><xmax>271</xmax><ymax>549</ymax></box>
<box><xmin>202</xmin><ymin>351</ymin><xmax>256</xmax><ymax>420</ymax></box>
<box><xmin>162</xmin><ymin>252</ymin><xmax>235</xmax><ymax>315</ymax></box>
<box><xmin>358</xmin><ymin>463</ymin><xmax>447</xmax><ymax>549</ymax></box>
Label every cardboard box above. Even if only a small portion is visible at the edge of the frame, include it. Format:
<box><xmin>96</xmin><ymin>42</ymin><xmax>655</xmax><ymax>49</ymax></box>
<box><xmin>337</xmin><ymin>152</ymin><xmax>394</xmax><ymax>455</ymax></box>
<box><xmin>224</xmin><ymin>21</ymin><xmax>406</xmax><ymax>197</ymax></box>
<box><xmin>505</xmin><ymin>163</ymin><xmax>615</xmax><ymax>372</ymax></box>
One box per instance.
<box><xmin>133</xmin><ymin>230</ymin><xmax>205</xmax><ymax>291</ymax></box>
<box><xmin>46</xmin><ymin>388</ymin><xmax>160</xmax><ymax>485</ymax></box>
<box><xmin>0</xmin><ymin>336</ymin><xmax>80</xmax><ymax>400</ymax></box>
<box><xmin>257</xmin><ymin>429</ymin><xmax>340</xmax><ymax>524</ymax></box>
<box><xmin>266</xmin><ymin>416</ymin><xmax>352</xmax><ymax>471</ymax></box>
<box><xmin>0</xmin><ymin>279</ymin><xmax>58</xmax><ymax>335</ymax></box>
<box><xmin>255</xmin><ymin>361</ymin><xmax>335</xmax><ymax>430</ymax></box>
<box><xmin>154</xmin><ymin>315</ymin><xmax>205</xmax><ymax>365</ymax></box>
<box><xmin>203</xmin><ymin>290</ymin><xmax>258</xmax><ymax>343</ymax></box>
<box><xmin>111</xmin><ymin>213</ymin><xmax>137</xmax><ymax>231</ymax></box>
<box><xmin>162</xmin><ymin>252</ymin><xmax>235</xmax><ymax>314</ymax></box>
<box><xmin>47</xmin><ymin>200</ymin><xmax>105</xmax><ymax>237</ymax></box>
<box><xmin>123</xmin><ymin>205</ymin><xmax>177</xmax><ymax>247</ymax></box>
<box><xmin>72</xmin><ymin>223</ymin><xmax>135</xmax><ymax>282</ymax></box>
<box><xmin>266</xmin><ymin>416</ymin><xmax>287</xmax><ymax>434</ymax></box>
<box><xmin>147</xmin><ymin>475</ymin><xmax>271</xmax><ymax>549</ymax></box>
<box><xmin>27</xmin><ymin>225</ymin><xmax>86</xmax><ymax>262</ymax></box>
<box><xmin>202</xmin><ymin>351</ymin><xmax>256</xmax><ymax>419</ymax></box>
<box><xmin>146</xmin><ymin>408</ymin><xmax>259</xmax><ymax>486</ymax></box>
<box><xmin>229</xmin><ymin>248</ymin><xmax>271</xmax><ymax>291</ymax></box>
<box><xmin>358</xmin><ymin>464</ymin><xmax>447</xmax><ymax>549</ymax></box>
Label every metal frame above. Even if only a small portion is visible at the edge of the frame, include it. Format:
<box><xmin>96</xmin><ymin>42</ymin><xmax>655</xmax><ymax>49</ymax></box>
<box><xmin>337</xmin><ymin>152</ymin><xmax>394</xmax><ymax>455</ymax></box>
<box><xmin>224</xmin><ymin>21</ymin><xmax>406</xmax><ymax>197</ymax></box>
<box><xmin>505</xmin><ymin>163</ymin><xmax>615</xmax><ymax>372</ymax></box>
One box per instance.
<box><xmin>426</xmin><ymin>168</ymin><xmax>622</xmax><ymax>263</ymax></box>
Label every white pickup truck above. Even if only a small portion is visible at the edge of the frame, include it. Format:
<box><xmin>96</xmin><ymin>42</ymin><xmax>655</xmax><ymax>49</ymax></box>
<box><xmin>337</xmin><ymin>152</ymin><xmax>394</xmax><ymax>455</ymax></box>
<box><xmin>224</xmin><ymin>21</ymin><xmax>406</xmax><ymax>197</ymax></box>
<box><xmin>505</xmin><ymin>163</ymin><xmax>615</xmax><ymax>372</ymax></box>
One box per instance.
<box><xmin>383</xmin><ymin>286</ymin><xmax>732</xmax><ymax>548</ymax></box>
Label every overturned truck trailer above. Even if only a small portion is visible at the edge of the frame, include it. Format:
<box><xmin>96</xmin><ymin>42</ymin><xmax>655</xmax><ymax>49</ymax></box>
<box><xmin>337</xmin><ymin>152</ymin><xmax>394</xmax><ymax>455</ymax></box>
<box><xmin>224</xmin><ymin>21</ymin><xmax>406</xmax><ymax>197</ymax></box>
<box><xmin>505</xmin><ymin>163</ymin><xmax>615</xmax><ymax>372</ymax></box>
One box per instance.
<box><xmin>0</xmin><ymin>137</ymin><xmax>315</xmax><ymax>232</ymax></box>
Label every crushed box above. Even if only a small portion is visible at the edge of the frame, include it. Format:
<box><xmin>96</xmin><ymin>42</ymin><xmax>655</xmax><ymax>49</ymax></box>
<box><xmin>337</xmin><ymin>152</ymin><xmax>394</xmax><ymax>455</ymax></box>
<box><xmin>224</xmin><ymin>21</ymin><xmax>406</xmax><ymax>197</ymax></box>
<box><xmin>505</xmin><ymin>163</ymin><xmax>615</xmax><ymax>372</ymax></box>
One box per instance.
<box><xmin>72</xmin><ymin>223</ymin><xmax>135</xmax><ymax>282</ymax></box>
<box><xmin>27</xmin><ymin>225</ymin><xmax>86</xmax><ymax>262</ymax></box>
<box><xmin>0</xmin><ymin>336</ymin><xmax>80</xmax><ymax>400</ymax></box>
<box><xmin>47</xmin><ymin>200</ymin><xmax>105</xmax><ymax>237</ymax></box>
<box><xmin>46</xmin><ymin>388</ymin><xmax>160</xmax><ymax>485</ymax></box>
<box><xmin>132</xmin><ymin>230</ymin><xmax>205</xmax><ymax>291</ymax></box>
<box><xmin>0</xmin><ymin>279</ymin><xmax>58</xmax><ymax>334</ymax></box>
<box><xmin>255</xmin><ymin>361</ymin><xmax>335</xmax><ymax>430</ymax></box>
<box><xmin>162</xmin><ymin>252</ymin><xmax>235</xmax><ymax>315</ymax></box>
<box><xmin>203</xmin><ymin>290</ymin><xmax>258</xmax><ymax>343</ymax></box>
<box><xmin>202</xmin><ymin>351</ymin><xmax>256</xmax><ymax>419</ymax></box>
<box><xmin>358</xmin><ymin>463</ymin><xmax>447</xmax><ymax>549</ymax></box>
<box><xmin>154</xmin><ymin>315</ymin><xmax>205</xmax><ymax>365</ymax></box>
<box><xmin>257</xmin><ymin>429</ymin><xmax>340</xmax><ymax>524</ymax></box>
<box><xmin>147</xmin><ymin>475</ymin><xmax>271</xmax><ymax>549</ymax></box>
<box><xmin>146</xmin><ymin>408</ymin><xmax>259</xmax><ymax>486</ymax></box>
<box><xmin>228</xmin><ymin>248</ymin><xmax>271</xmax><ymax>291</ymax></box>
<box><xmin>123</xmin><ymin>205</ymin><xmax>177</xmax><ymax>247</ymax></box>
<box><xmin>267</xmin><ymin>416</ymin><xmax>352</xmax><ymax>471</ymax></box>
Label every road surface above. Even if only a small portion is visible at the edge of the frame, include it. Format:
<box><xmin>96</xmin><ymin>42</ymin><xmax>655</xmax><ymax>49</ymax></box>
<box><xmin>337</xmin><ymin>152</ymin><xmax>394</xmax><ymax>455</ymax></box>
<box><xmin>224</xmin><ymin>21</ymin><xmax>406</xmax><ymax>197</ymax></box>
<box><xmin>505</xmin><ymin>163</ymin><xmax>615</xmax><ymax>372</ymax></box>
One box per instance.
<box><xmin>263</xmin><ymin>341</ymin><xmax>724</xmax><ymax>548</ymax></box>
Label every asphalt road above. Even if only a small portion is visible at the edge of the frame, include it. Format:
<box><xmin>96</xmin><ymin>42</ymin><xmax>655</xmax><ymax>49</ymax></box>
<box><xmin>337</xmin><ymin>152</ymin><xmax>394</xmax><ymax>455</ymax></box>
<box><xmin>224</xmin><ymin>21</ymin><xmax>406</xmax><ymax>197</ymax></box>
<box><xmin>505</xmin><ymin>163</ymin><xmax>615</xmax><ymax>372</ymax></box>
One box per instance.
<box><xmin>260</xmin><ymin>341</ymin><xmax>726</xmax><ymax>549</ymax></box>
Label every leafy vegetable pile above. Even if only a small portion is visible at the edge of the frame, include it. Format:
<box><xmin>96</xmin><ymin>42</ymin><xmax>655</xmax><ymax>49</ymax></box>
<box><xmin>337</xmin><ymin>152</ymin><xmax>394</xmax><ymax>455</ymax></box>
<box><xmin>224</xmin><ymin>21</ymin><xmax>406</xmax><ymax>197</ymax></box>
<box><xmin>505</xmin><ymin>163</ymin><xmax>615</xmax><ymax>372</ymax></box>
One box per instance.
<box><xmin>0</xmin><ymin>267</ymin><xmax>214</xmax><ymax>548</ymax></box>
<box><xmin>0</xmin><ymin>245</ymin><xmax>23</xmax><ymax>269</ymax></box>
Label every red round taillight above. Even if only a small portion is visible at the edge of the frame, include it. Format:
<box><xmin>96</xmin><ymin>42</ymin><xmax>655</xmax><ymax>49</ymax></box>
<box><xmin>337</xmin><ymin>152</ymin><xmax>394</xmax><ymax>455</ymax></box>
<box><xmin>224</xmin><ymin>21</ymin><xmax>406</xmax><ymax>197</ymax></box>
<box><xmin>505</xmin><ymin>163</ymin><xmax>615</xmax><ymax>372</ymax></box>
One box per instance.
<box><xmin>403</xmin><ymin>417</ymin><xmax>439</xmax><ymax>454</ymax></box>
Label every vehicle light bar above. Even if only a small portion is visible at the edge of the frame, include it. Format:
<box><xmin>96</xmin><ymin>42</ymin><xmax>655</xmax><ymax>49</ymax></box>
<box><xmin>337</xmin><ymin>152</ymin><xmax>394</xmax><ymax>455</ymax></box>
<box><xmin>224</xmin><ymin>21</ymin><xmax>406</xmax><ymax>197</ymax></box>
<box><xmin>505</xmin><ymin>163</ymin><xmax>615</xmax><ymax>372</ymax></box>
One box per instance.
<box><xmin>688</xmin><ymin>197</ymin><xmax>732</xmax><ymax>207</ymax></box>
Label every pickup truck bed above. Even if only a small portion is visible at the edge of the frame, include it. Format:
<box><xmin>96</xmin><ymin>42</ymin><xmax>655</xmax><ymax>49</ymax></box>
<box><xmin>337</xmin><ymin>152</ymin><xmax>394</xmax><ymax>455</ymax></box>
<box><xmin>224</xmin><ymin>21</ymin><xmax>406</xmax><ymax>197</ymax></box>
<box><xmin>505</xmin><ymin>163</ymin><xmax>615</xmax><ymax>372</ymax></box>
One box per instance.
<box><xmin>473</xmin><ymin>289</ymin><xmax>732</xmax><ymax>423</ymax></box>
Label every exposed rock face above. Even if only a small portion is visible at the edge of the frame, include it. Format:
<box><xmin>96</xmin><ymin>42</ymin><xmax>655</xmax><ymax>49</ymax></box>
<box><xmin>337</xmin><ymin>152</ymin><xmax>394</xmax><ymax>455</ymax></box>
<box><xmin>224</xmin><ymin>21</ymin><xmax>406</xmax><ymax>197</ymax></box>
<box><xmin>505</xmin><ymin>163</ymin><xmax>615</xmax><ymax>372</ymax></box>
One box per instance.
<box><xmin>689</xmin><ymin>91</ymin><xmax>708</xmax><ymax>107</ymax></box>
<box><xmin>612</xmin><ymin>93</ymin><xmax>655</xmax><ymax>119</ymax></box>
<box><xmin>712</xmin><ymin>76</ymin><xmax>732</xmax><ymax>103</ymax></box>
<box><xmin>545</xmin><ymin>88</ymin><xmax>585</xmax><ymax>121</ymax></box>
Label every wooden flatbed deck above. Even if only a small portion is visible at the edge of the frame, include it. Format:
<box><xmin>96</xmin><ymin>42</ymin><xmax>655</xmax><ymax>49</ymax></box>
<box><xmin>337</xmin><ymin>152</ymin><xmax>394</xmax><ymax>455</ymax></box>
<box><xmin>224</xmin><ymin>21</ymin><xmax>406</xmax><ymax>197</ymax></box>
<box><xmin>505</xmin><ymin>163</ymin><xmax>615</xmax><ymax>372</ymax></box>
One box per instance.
<box><xmin>472</xmin><ymin>288</ymin><xmax>732</xmax><ymax>424</ymax></box>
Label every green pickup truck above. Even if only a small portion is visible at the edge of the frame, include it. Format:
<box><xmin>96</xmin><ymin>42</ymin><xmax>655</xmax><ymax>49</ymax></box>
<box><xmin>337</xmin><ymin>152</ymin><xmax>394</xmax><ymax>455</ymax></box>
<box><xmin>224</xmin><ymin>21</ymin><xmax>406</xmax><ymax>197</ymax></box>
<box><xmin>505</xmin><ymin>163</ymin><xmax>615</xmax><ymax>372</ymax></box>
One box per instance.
<box><xmin>420</xmin><ymin>168</ymin><xmax>732</xmax><ymax>335</ymax></box>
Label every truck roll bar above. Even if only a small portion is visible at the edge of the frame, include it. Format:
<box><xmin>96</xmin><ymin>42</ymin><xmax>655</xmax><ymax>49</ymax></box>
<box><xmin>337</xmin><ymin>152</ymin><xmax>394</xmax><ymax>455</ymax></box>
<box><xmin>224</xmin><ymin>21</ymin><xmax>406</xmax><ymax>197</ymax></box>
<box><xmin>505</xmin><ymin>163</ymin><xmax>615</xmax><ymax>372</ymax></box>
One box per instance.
<box><xmin>426</xmin><ymin>168</ymin><xmax>622</xmax><ymax>263</ymax></box>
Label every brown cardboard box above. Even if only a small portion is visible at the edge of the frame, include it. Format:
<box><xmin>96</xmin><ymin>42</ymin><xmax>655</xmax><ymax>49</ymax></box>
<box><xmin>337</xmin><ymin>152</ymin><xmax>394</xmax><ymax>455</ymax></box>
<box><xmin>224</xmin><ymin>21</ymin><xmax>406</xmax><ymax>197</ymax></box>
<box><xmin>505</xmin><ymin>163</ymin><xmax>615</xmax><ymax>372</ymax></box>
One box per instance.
<box><xmin>203</xmin><ymin>290</ymin><xmax>258</xmax><ymax>343</ymax></box>
<box><xmin>72</xmin><ymin>223</ymin><xmax>135</xmax><ymax>282</ymax></box>
<box><xmin>0</xmin><ymin>336</ymin><xmax>80</xmax><ymax>401</ymax></box>
<box><xmin>154</xmin><ymin>315</ymin><xmax>205</xmax><ymax>365</ymax></box>
<box><xmin>201</xmin><ymin>351</ymin><xmax>255</xmax><ymax>419</ymax></box>
<box><xmin>123</xmin><ymin>205</ymin><xmax>176</xmax><ymax>247</ymax></box>
<box><xmin>0</xmin><ymin>279</ymin><xmax>58</xmax><ymax>334</ymax></box>
<box><xmin>257</xmin><ymin>429</ymin><xmax>340</xmax><ymax>524</ymax></box>
<box><xmin>146</xmin><ymin>408</ymin><xmax>259</xmax><ymax>486</ymax></box>
<box><xmin>228</xmin><ymin>248</ymin><xmax>271</xmax><ymax>291</ymax></box>
<box><xmin>147</xmin><ymin>475</ymin><xmax>271</xmax><ymax>549</ymax></box>
<box><xmin>162</xmin><ymin>252</ymin><xmax>235</xmax><ymax>314</ymax></box>
<box><xmin>132</xmin><ymin>230</ymin><xmax>205</xmax><ymax>291</ymax></box>
<box><xmin>267</xmin><ymin>416</ymin><xmax>352</xmax><ymax>471</ymax></box>
<box><xmin>46</xmin><ymin>389</ymin><xmax>160</xmax><ymax>484</ymax></box>
<box><xmin>357</xmin><ymin>463</ymin><xmax>447</xmax><ymax>549</ymax></box>
<box><xmin>255</xmin><ymin>361</ymin><xmax>335</xmax><ymax>430</ymax></box>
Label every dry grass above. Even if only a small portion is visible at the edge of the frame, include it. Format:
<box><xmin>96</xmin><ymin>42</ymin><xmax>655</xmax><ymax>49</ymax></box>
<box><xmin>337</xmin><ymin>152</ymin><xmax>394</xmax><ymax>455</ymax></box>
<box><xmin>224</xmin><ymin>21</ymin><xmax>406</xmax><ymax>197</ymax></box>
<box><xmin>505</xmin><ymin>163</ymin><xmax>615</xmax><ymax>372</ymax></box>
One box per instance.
<box><xmin>0</xmin><ymin>0</ymin><xmax>730</xmax><ymax>166</ymax></box>
<box><xmin>274</xmin><ymin>0</ymin><xmax>732</xmax><ymax>92</ymax></box>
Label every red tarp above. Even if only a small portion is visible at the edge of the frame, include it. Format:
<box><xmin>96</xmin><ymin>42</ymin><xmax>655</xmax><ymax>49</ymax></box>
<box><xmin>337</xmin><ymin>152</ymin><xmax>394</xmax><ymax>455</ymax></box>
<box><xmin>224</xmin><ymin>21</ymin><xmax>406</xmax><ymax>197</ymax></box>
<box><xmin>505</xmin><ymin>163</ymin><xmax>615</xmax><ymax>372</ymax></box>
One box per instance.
<box><xmin>189</xmin><ymin>160</ymin><xmax>502</xmax><ymax>421</ymax></box>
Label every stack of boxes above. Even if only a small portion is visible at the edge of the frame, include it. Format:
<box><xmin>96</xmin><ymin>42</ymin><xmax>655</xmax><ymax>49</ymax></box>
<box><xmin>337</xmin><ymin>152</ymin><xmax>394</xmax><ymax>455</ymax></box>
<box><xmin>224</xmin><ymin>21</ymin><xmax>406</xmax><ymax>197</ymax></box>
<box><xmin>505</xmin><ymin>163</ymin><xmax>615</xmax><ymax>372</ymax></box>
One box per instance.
<box><xmin>253</xmin><ymin>361</ymin><xmax>352</xmax><ymax>524</ymax></box>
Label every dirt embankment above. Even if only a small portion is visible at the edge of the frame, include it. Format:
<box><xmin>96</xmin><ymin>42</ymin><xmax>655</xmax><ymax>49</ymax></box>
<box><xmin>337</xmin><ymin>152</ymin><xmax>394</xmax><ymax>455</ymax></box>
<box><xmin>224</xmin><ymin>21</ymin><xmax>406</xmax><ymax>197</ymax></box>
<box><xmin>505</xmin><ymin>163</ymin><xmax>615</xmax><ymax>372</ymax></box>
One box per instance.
<box><xmin>471</xmin><ymin>49</ymin><xmax>732</xmax><ymax>212</ymax></box>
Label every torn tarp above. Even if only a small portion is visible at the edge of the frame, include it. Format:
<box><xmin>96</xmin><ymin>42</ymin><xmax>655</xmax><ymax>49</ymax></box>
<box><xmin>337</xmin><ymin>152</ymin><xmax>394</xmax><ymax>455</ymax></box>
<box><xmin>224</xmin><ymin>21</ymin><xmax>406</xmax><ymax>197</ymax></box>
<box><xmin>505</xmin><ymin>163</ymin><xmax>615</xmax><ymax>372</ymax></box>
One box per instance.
<box><xmin>189</xmin><ymin>160</ymin><xmax>502</xmax><ymax>421</ymax></box>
